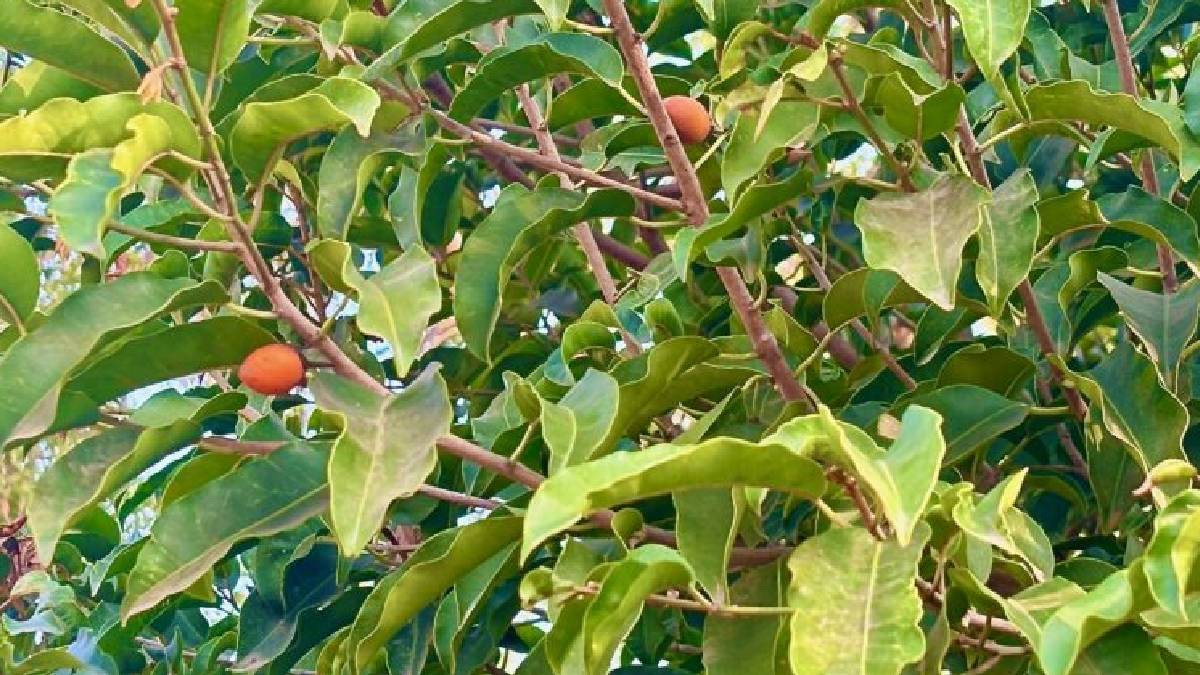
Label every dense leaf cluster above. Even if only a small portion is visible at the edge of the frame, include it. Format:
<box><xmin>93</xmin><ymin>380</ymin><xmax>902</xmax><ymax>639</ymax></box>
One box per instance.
<box><xmin>3</xmin><ymin>0</ymin><xmax>1200</xmax><ymax>673</ymax></box>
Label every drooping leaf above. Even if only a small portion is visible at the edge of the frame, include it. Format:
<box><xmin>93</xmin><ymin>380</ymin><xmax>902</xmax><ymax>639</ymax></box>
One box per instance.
<box><xmin>1036</xmin><ymin>564</ymin><xmax>1153</xmax><ymax>675</ymax></box>
<box><xmin>703</xmin><ymin>561</ymin><xmax>789</xmax><ymax>675</ymax></box>
<box><xmin>0</xmin><ymin>224</ymin><xmax>39</xmax><ymax>325</ymax></box>
<box><xmin>976</xmin><ymin>169</ymin><xmax>1040</xmax><ymax>316</ymax></box>
<box><xmin>721</xmin><ymin>101</ymin><xmax>820</xmax><ymax>198</ymax></box>
<box><xmin>121</xmin><ymin>440</ymin><xmax>330</xmax><ymax>620</ymax></box>
<box><xmin>581</xmin><ymin>546</ymin><xmax>695</xmax><ymax>675</ymax></box>
<box><xmin>541</xmin><ymin>368</ymin><xmax>620</xmax><ymax>474</ymax></box>
<box><xmin>855</xmin><ymin>174</ymin><xmax>989</xmax><ymax>310</ymax></box>
<box><xmin>1097</xmin><ymin>273</ymin><xmax>1200</xmax><ymax>390</ymax></box>
<box><xmin>449</xmin><ymin>33</ymin><xmax>623</xmax><ymax>122</ymax></box>
<box><xmin>673</xmin><ymin>488</ymin><xmax>742</xmax><ymax>604</ymax></box>
<box><xmin>695</xmin><ymin>0</ymin><xmax>758</xmax><ymax>40</ymax></box>
<box><xmin>230</xmin><ymin>77</ymin><xmax>381</xmax><ymax>183</ymax></box>
<box><xmin>362</xmin><ymin>0</ymin><xmax>542</xmax><ymax>81</ymax></box>
<box><xmin>309</xmin><ymin>241</ymin><xmax>441</xmax><ymax>376</ymax></box>
<box><xmin>311</xmin><ymin>367</ymin><xmax>451</xmax><ymax>557</ymax></box>
<box><xmin>1144</xmin><ymin>490</ymin><xmax>1200</xmax><ymax>618</ymax></box>
<box><xmin>0</xmin><ymin>274</ymin><xmax>223</xmax><ymax>448</ymax></box>
<box><xmin>952</xmin><ymin>469</ymin><xmax>1055</xmax><ymax>581</ymax></box>
<box><xmin>945</xmin><ymin>0</ymin><xmax>1030</xmax><ymax>84</ymax></box>
<box><xmin>822</xmin><ymin>268</ymin><xmax>924</xmax><ymax>332</ymax></box>
<box><xmin>175</xmin><ymin>0</ymin><xmax>253</xmax><ymax>79</ymax></box>
<box><xmin>453</xmin><ymin>186</ymin><xmax>634</xmax><ymax>361</ymax></box>
<box><xmin>316</xmin><ymin>126</ymin><xmax>423</xmax><ymax>239</ymax></box>
<box><xmin>51</xmin><ymin>114</ymin><xmax>200</xmax><ymax>257</ymax></box>
<box><xmin>521</xmin><ymin>423</ymin><xmax>829</xmax><ymax>560</ymax></box>
<box><xmin>787</xmin><ymin>523</ymin><xmax>930</xmax><ymax>675</ymax></box>
<box><xmin>345</xmin><ymin>516</ymin><xmax>524</xmax><ymax>672</ymax></box>
<box><xmin>904</xmin><ymin>384</ymin><xmax>1028</xmax><ymax>465</ymax></box>
<box><xmin>1096</xmin><ymin>187</ymin><xmax>1200</xmax><ymax>271</ymax></box>
<box><xmin>0</xmin><ymin>0</ymin><xmax>140</xmax><ymax>92</ymax></box>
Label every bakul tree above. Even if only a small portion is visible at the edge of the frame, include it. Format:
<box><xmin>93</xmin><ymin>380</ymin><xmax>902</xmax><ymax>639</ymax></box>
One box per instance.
<box><xmin>7</xmin><ymin>0</ymin><xmax>1200</xmax><ymax>673</ymax></box>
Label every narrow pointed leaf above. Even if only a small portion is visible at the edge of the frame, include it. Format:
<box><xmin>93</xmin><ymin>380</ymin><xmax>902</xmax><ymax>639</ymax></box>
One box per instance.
<box><xmin>175</xmin><ymin>0</ymin><xmax>254</xmax><ymax>78</ymax></box>
<box><xmin>541</xmin><ymin>368</ymin><xmax>620</xmax><ymax>474</ymax></box>
<box><xmin>1097</xmin><ymin>273</ymin><xmax>1200</xmax><ymax>390</ymax></box>
<box><xmin>121</xmin><ymin>440</ymin><xmax>330</xmax><ymax>621</ymax></box>
<box><xmin>0</xmin><ymin>224</ymin><xmax>39</xmax><ymax>325</ymax></box>
<box><xmin>976</xmin><ymin>169</ymin><xmax>1040</xmax><ymax>315</ymax></box>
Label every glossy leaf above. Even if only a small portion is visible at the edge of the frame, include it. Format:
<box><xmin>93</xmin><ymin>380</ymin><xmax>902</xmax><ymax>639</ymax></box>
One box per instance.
<box><xmin>721</xmin><ymin>101</ymin><xmax>820</xmax><ymax>198</ymax></box>
<box><xmin>1098</xmin><ymin>273</ymin><xmax>1200</xmax><ymax>390</ymax></box>
<box><xmin>0</xmin><ymin>274</ymin><xmax>223</xmax><ymax>447</ymax></box>
<box><xmin>521</xmin><ymin>421</ymin><xmax>829</xmax><ymax>560</ymax></box>
<box><xmin>0</xmin><ymin>223</ymin><xmax>39</xmax><ymax>325</ymax></box>
<box><xmin>0</xmin><ymin>0</ymin><xmax>139</xmax><ymax>91</ymax></box>
<box><xmin>454</xmin><ymin>186</ymin><xmax>634</xmax><ymax>361</ymax></box>
<box><xmin>345</xmin><ymin>516</ymin><xmax>524</xmax><ymax>672</ymax></box>
<box><xmin>310</xmin><ymin>240</ymin><xmax>441</xmax><ymax>376</ymax></box>
<box><xmin>945</xmin><ymin>0</ymin><xmax>1030</xmax><ymax>84</ymax></box>
<box><xmin>541</xmin><ymin>368</ymin><xmax>620</xmax><ymax>474</ymax></box>
<box><xmin>1144</xmin><ymin>490</ymin><xmax>1200</xmax><ymax>618</ymax></box>
<box><xmin>311</xmin><ymin>367</ymin><xmax>451</xmax><ymax>557</ymax></box>
<box><xmin>976</xmin><ymin>169</ymin><xmax>1040</xmax><ymax>315</ymax></box>
<box><xmin>121</xmin><ymin>440</ymin><xmax>330</xmax><ymax>620</ymax></box>
<box><xmin>175</xmin><ymin>0</ymin><xmax>252</xmax><ymax>79</ymax></box>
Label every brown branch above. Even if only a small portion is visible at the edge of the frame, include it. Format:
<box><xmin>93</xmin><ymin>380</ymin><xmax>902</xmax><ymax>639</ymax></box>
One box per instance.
<box><xmin>594</xmin><ymin>232</ymin><xmax>651</xmax><ymax>270</ymax></box>
<box><xmin>827</xmin><ymin>467</ymin><xmax>883</xmax><ymax>539</ymax></box>
<box><xmin>599</xmin><ymin>0</ymin><xmax>812</xmax><ymax>407</ymax></box>
<box><xmin>429</xmin><ymin>110</ymin><xmax>685</xmax><ymax>212</ymax></box>
<box><xmin>1100</xmin><ymin>0</ymin><xmax>1177</xmax><ymax>293</ymax></box>
<box><xmin>108</xmin><ymin>222</ymin><xmax>245</xmax><ymax>254</ymax></box>
<box><xmin>828</xmin><ymin>53</ymin><xmax>915</xmax><ymax>191</ymax></box>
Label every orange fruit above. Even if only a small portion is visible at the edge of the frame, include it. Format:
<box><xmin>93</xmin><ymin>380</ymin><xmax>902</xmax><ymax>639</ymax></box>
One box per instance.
<box><xmin>238</xmin><ymin>344</ymin><xmax>306</xmax><ymax>396</ymax></box>
<box><xmin>663</xmin><ymin>96</ymin><xmax>712</xmax><ymax>145</ymax></box>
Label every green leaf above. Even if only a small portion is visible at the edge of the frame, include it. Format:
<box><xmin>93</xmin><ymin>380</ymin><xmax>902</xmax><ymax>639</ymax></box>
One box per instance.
<box><xmin>695</xmin><ymin>0</ymin><xmax>758</xmax><ymax>40</ymax></box>
<box><xmin>1096</xmin><ymin>187</ymin><xmax>1200</xmax><ymax>271</ymax></box>
<box><xmin>0</xmin><ymin>94</ymin><xmax>202</xmax><ymax>183</ymax></box>
<box><xmin>175</xmin><ymin>0</ymin><xmax>253</xmax><ymax>79</ymax></box>
<box><xmin>1023</xmin><ymin>80</ymin><xmax>1200</xmax><ymax>181</ymax></box>
<box><xmin>945</xmin><ymin>0</ymin><xmax>1030</xmax><ymax>84</ymax></box>
<box><xmin>6</xmin><ymin>648</ymin><xmax>86</xmax><ymax>675</ymax></box>
<box><xmin>345</xmin><ymin>516</ymin><xmax>524</xmax><ymax>672</ymax></box>
<box><xmin>309</xmin><ymin>241</ymin><xmax>441</xmax><ymax>376</ymax></box>
<box><xmin>1144</xmin><ymin>490</ymin><xmax>1200</xmax><ymax>618</ymax></box>
<box><xmin>799</xmin><ymin>0</ymin><xmax>908</xmax><ymax>41</ymax></box>
<box><xmin>58</xmin><ymin>316</ymin><xmax>274</xmax><ymax>418</ymax></box>
<box><xmin>855</xmin><ymin>174</ymin><xmax>989</xmax><ymax>310</ymax></box>
<box><xmin>51</xmin><ymin>114</ymin><xmax>199</xmax><ymax>258</ymax></box>
<box><xmin>0</xmin><ymin>0</ymin><xmax>140</xmax><ymax>92</ymax></box>
<box><xmin>822</xmin><ymin>268</ymin><xmax>924</xmax><ymax>331</ymax></box>
<box><xmin>317</xmin><ymin>126</ymin><xmax>422</xmax><ymax>239</ymax></box>
<box><xmin>581</xmin><ymin>546</ymin><xmax>695</xmax><ymax>675</ymax></box>
<box><xmin>0</xmin><ymin>61</ymin><xmax>104</xmax><ymax>117</ymax></box>
<box><xmin>541</xmin><ymin>368</ymin><xmax>620</xmax><ymax>474</ymax></box>
<box><xmin>433</xmin><ymin>543</ymin><xmax>517</xmax><ymax>673</ymax></box>
<box><xmin>257</xmin><ymin>0</ymin><xmax>339</xmax><ymax>22</ymax></box>
<box><xmin>121</xmin><ymin>439</ymin><xmax>330</xmax><ymax>621</ymax></box>
<box><xmin>871</xmin><ymin>73</ymin><xmax>965</xmax><ymax>141</ymax></box>
<box><xmin>1036</xmin><ymin>564</ymin><xmax>1153</xmax><ymax>675</ymax></box>
<box><xmin>674</xmin><ymin>487</ymin><xmax>743</xmax><ymax>604</ymax></box>
<box><xmin>363</xmin><ymin>0</ymin><xmax>541</xmax><ymax>81</ymax></box>
<box><xmin>448</xmin><ymin>33</ymin><xmax>623</xmax><ymax>122</ymax></box>
<box><xmin>453</xmin><ymin>186</ymin><xmax>634</xmax><ymax>361</ymax></box>
<box><xmin>1097</xmin><ymin>273</ymin><xmax>1200</xmax><ymax>390</ymax></box>
<box><xmin>787</xmin><ymin>523</ymin><xmax>930</xmax><ymax>675</ymax></box>
<box><xmin>721</xmin><ymin>101</ymin><xmax>820</xmax><ymax>198</ymax></box>
<box><xmin>27</xmin><ymin>423</ymin><xmax>199</xmax><ymax>569</ymax></box>
<box><xmin>802</xmin><ymin>405</ymin><xmax>945</xmax><ymax>546</ymax></box>
<box><xmin>311</xmin><ymin>367</ymin><xmax>451</xmax><ymax>557</ymax></box>
<box><xmin>230</xmin><ymin>77</ymin><xmax>381</xmax><ymax>183</ymax></box>
<box><xmin>1060</xmin><ymin>246</ymin><xmax>1129</xmax><ymax>311</ymax></box>
<box><xmin>952</xmin><ymin>469</ymin><xmax>1055</xmax><ymax>581</ymax></box>
<box><xmin>0</xmin><ymin>224</ymin><xmax>39</xmax><ymax>325</ymax></box>
<box><xmin>976</xmin><ymin>169</ymin><xmax>1040</xmax><ymax>316</ymax></box>
<box><xmin>236</xmin><ymin>541</ymin><xmax>341</xmax><ymax>670</ymax></box>
<box><xmin>0</xmin><ymin>274</ymin><xmax>224</xmax><ymax>448</ymax></box>
<box><xmin>1074</xmin><ymin>625</ymin><xmax>1168</xmax><ymax>675</ymax></box>
<box><xmin>599</xmin><ymin>337</ymin><xmax>758</xmax><ymax>454</ymax></box>
<box><xmin>905</xmin><ymin>384</ymin><xmax>1029</xmax><ymax>465</ymax></box>
<box><xmin>521</xmin><ymin>418</ymin><xmax>830</xmax><ymax>560</ymax></box>
<box><xmin>703</xmin><ymin>561</ymin><xmax>789</xmax><ymax>675</ymax></box>
<box><xmin>1067</xmin><ymin>341</ymin><xmax>1188</xmax><ymax>469</ymax></box>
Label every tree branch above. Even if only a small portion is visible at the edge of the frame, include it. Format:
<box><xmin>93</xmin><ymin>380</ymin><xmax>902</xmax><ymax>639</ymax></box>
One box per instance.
<box><xmin>1100</xmin><ymin>0</ymin><xmax>1177</xmax><ymax>293</ymax></box>
<box><xmin>599</xmin><ymin>0</ymin><xmax>812</xmax><ymax>406</ymax></box>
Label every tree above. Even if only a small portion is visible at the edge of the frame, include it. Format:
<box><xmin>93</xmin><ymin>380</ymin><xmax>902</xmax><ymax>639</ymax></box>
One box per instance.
<box><xmin>2</xmin><ymin>0</ymin><xmax>1200</xmax><ymax>672</ymax></box>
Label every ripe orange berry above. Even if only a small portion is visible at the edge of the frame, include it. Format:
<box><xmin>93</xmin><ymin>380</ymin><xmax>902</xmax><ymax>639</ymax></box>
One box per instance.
<box><xmin>663</xmin><ymin>96</ymin><xmax>712</xmax><ymax>145</ymax></box>
<box><xmin>238</xmin><ymin>344</ymin><xmax>306</xmax><ymax>396</ymax></box>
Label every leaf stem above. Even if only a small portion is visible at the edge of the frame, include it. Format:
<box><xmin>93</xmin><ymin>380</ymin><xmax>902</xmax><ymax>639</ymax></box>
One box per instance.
<box><xmin>107</xmin><ymin>222</ymin><xmax>245</xmax><ymax>254</ymax></box>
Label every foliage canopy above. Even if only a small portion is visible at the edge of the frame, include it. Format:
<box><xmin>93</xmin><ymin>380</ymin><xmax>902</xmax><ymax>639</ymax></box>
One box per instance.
<box><xmin>4</xmin><ymin>0</ymin><xmax>1200</xmax><ymax>673</ymax></box>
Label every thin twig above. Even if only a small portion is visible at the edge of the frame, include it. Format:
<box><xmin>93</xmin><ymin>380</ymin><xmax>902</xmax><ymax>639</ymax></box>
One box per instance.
<box><xmin>599</xmin><ymin>0</ymin><xmax>812</xmax><ymax>407</ymax></box>
<box><xmin>108</xmin><ymin>222</ymin><xmax>245</xmax><ymax>254</ymax></box>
